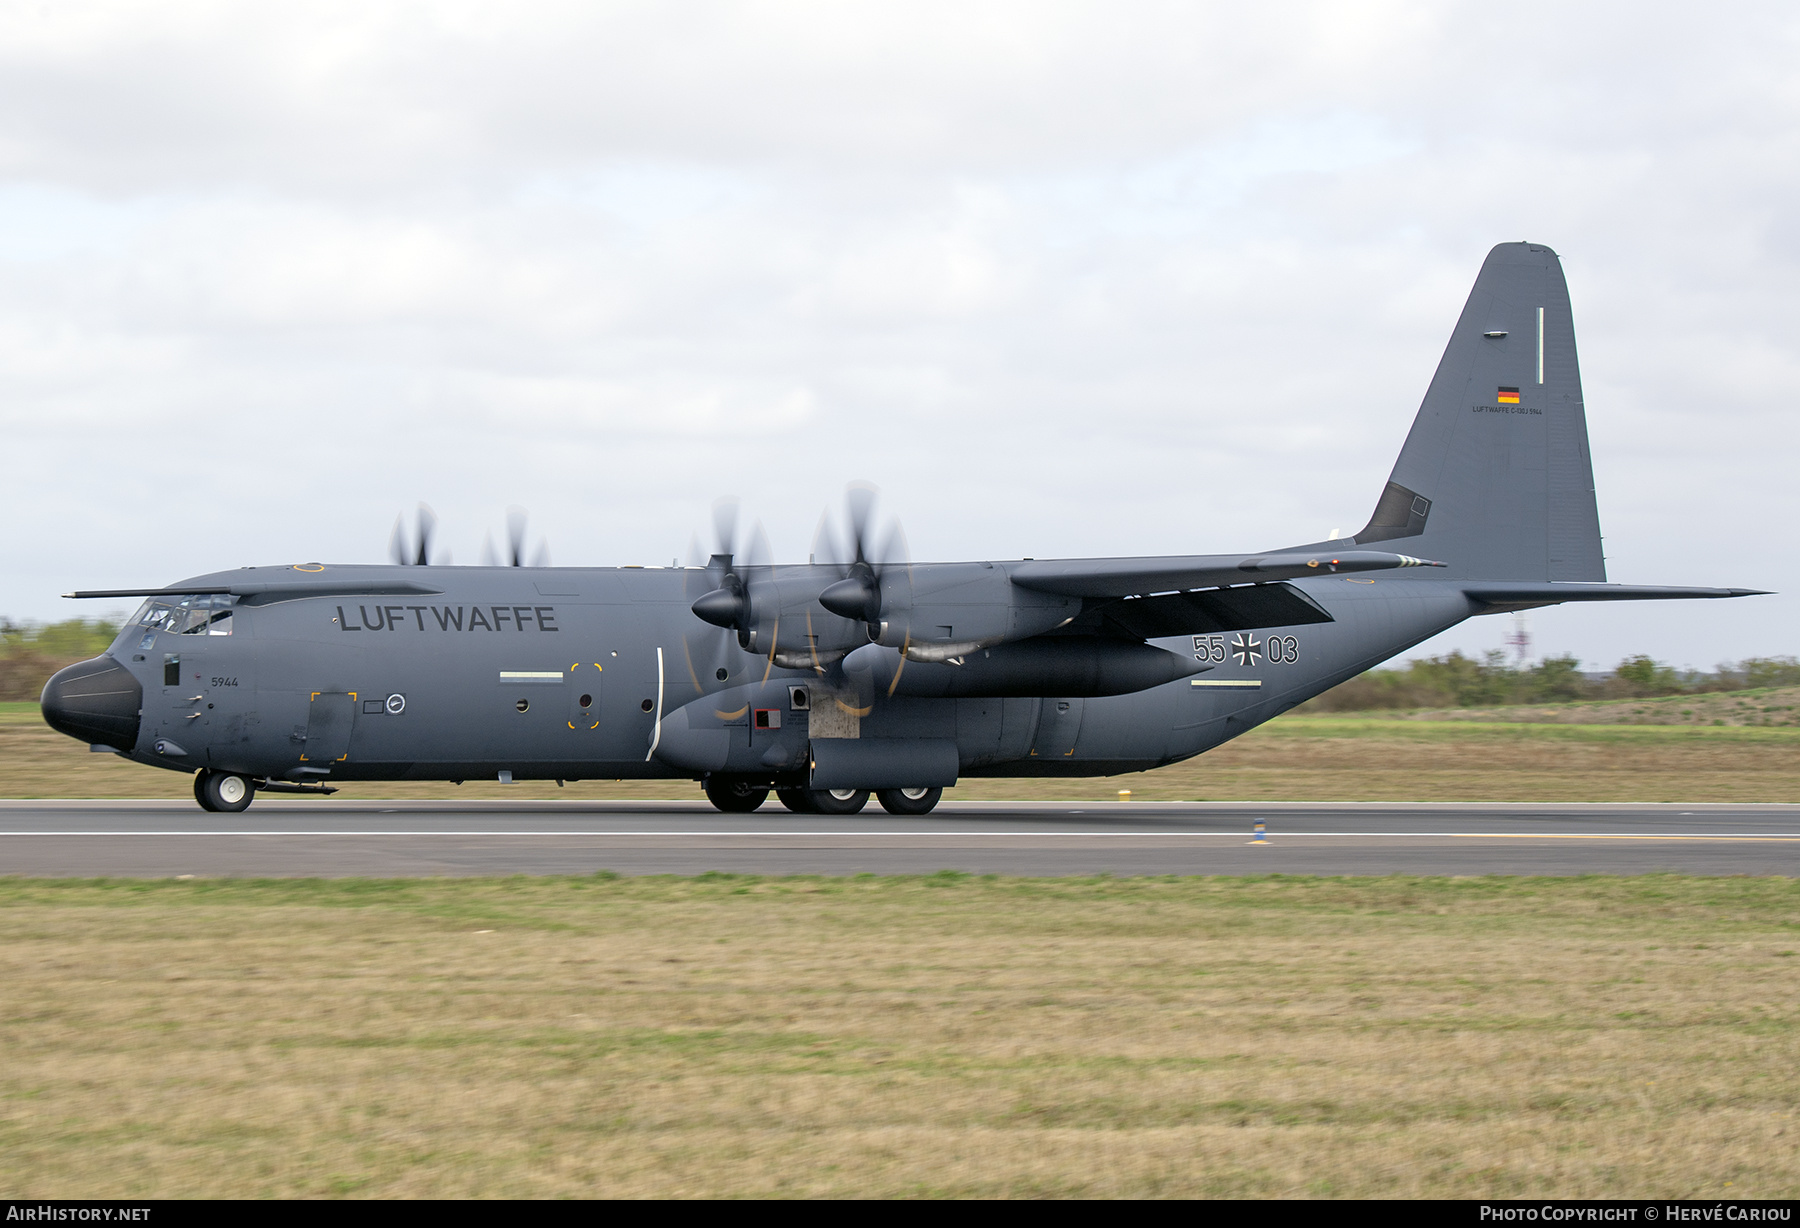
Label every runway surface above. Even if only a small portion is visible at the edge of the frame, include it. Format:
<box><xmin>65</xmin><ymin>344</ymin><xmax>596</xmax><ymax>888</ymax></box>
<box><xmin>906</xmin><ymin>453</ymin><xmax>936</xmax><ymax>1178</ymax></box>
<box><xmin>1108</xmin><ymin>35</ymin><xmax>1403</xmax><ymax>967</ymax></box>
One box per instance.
<box><xmin>2</xmin><ymin>799</ymin><xmax>1799</xmax><ymax>876</ymax></box>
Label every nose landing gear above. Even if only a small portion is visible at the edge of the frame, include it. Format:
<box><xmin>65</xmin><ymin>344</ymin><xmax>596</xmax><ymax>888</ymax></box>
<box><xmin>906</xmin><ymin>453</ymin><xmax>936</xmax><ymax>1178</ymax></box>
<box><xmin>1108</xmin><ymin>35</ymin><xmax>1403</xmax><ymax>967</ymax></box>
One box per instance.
<box><xmin>702</xmin><ymin>774</ymin><xmax>770</xmax><ymax>813</ymax></box>
<box><xmin>194</xmin><ymin>769</ymin><xmax>256</xmax><ymax>813</ymax></box>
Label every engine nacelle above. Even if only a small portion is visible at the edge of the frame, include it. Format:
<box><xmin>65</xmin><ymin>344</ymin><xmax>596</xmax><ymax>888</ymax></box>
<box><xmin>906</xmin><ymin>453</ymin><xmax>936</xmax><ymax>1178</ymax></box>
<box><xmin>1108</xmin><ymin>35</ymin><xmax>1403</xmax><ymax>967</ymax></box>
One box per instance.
<box><xmin>864</xmin><ymin>563</ymin><xmax>1080</xmax><ymax>652</ymax></box>
<box><xmin>732</xmin><ymin>562</ymin><xmax>1081</xmax><ymax>664</ymax></box>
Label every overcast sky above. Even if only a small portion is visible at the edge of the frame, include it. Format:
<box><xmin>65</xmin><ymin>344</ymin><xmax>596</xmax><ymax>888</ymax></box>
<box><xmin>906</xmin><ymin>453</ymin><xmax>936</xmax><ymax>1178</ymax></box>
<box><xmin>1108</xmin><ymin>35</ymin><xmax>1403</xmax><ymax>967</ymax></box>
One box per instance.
<box><xmin>2</xmin><ymin>1</ymin><xmax>1794</xmax><ymax>672</ymax></box>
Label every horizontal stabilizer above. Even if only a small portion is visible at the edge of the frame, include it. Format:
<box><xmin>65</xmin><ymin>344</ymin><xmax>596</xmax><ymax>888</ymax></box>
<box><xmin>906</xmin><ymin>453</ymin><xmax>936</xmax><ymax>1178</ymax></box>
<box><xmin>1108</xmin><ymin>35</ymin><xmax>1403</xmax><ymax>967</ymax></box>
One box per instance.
<box><xmin>1464</xmin><ymin>582</ymin><xmax>1770</xmax><ymax>612</ymax></box>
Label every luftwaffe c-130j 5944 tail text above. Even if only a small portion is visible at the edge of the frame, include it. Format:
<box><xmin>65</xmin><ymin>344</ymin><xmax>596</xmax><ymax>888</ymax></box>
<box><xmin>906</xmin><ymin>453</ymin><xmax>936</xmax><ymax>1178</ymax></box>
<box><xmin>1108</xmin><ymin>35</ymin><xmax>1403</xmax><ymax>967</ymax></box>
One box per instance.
<box><xmin>41</xmin><ymin>243</ymin><xmax>1766</xmax><ymax>814</ymax></box>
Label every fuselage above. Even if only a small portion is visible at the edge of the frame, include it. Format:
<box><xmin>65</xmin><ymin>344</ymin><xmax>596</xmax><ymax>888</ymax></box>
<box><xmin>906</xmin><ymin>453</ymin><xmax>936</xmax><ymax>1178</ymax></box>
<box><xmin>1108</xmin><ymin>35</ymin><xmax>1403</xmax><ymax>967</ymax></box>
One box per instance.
<box><xmin>46</xmin><ymin>561</ymin><xmax>1479</xmax><ymax>788</ymax></box>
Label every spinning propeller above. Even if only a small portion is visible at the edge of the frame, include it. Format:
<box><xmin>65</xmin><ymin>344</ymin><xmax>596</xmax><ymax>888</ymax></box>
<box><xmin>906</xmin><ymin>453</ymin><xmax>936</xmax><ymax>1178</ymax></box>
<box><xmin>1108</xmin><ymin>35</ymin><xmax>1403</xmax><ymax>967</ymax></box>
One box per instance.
<box><xmin>389</xmin><ymin>504</ymin><xmax>441</xmax><ymax>566</ymax></box>
<box><xmin>682</xmin><ymin>499</ymin><xmax>774</xmax><ymax>692</ymax></box>
<box><xmin>688</xmin><ymin>498</ymin><xmax>768</xmax><ymax>642</ymax></box>
<box><xmin>814</xmin><ymin>482</ymin><xmax>909</xmax><ymax>638</ymax></box>
<box><xmin>386</xmin><ymin>504</ymin><xmax>551</xmax><ymax>568</ymax></box>
<box><xmin>680</xmin><ymin>484</ymin><xmax>914</xmax><ymax>700</ymax></box>
<box><xmin>481</xmin><ymin>506</ymin><xmax>550</xmax><ymax>568</ymax></box>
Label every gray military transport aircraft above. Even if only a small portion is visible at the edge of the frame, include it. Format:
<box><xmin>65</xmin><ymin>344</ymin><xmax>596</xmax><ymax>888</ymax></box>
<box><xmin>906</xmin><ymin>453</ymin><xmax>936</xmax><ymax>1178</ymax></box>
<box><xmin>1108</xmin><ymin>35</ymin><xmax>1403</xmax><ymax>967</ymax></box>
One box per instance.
<box><xmin>41</xmin><ymin>242</ymin><xmax>1765</xmax><ymax>815</ymax></box>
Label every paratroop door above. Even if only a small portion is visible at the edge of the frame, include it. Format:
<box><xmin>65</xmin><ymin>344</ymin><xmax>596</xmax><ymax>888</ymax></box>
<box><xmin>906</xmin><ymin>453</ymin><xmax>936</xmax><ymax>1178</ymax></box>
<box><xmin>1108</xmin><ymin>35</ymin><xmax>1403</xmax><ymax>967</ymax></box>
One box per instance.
<box><xmin>1030</xmin><ymin>698</ymin><xmax>1085</xmax><ymax>759</ymax></box>
<box><xmin>302</xmin><ymin>692</ymin><xmax>356</xmax><ymax>764</ymax></box>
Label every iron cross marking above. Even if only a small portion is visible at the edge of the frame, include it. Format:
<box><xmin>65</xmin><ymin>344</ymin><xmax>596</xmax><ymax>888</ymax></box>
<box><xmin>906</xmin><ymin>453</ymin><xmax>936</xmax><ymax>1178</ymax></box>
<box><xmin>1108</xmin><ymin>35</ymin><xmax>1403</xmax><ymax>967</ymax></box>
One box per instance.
<box><xmin>1230</xmin><ymin>633</ymin><xmax>1263</xmax><ymax>667</ymax></box>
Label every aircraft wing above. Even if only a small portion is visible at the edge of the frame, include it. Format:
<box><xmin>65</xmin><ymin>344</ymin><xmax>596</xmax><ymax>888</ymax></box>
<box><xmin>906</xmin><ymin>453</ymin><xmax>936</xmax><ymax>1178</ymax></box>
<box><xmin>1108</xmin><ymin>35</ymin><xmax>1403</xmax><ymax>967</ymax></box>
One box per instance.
<box><xmin>1007</xmin><ymin>549</ymin><xmax>1442</xmax><ymax>598</ymax></box>
<box><xmin>1072</xmin><ymin>583</ymin><xmax>1337</xmax><ymax>638</ymax></box>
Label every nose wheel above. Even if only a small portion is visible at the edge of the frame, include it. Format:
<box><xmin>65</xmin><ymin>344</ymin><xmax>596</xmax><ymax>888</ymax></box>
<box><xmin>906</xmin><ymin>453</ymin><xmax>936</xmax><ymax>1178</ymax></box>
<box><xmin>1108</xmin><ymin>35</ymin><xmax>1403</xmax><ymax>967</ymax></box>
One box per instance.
<box><xmin>194</xmin><ymin>769</ymin><xmax>256</xmax><ymax>813</ymax></box>
<box><xmin>703</xmin><ymin>775</ymin><xmax>769</xmax><ymax>813</ymax></box>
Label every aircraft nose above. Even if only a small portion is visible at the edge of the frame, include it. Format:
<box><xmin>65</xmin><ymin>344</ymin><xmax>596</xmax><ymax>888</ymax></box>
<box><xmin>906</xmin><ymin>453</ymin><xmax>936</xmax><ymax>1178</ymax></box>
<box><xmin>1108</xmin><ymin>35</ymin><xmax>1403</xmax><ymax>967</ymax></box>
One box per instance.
<box><xmin>41</xmin><ymin>656</ymin><xmax>143</xmax><ymax>752</ymax></box>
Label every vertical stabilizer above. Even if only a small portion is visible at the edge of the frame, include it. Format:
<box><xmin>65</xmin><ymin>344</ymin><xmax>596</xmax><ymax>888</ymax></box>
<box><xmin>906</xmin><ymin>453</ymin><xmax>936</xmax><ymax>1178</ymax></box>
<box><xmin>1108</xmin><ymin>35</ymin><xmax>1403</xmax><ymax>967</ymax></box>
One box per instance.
<box><xmin>1353</xmin><ymin>242</ymin><xmax>1604</xmax><ymax>582</ymax></box>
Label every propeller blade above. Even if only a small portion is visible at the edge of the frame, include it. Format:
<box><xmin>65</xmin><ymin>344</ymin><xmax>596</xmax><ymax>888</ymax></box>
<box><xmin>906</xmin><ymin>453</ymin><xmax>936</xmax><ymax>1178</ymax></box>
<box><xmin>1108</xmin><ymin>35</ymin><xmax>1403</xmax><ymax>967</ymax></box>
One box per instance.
<box><xmin>743</xmin><ymin>520</ymin><xmax>772</xmax><ymax>571</ymax></box>
<box><xmin>874</xmin><ymin>518</ymin><xmax>909</xmax><ymax>572</ymax></box>
<box><xmin>414</xmin><ymin>504</ymin><xmax>437</xmax><ymax>567</ymax></box>
<box><xmin>389</xmin><ymin>516</ymin><xmax>407</xmax><ymax>566</ymax></box>
<box><xmin>505</xmin><ymin>506</ymin><xmax>527</xmax><ymax>567</ymax></box>
<box><xmin>712</xmin><ymin>497</ymin><xmax>740</xmax><ymax>562</ymax></box>
<box><xmin>814</xmin><ymin>482</ymin><xmax>909</xmax><ymax>633</ymax></box>
<box><xmin>844</xmin><ymin>481</ymin><xmax>877</xmax><ymax>565</ymax></box>
<box><xmin>686</xmin><ymin>498</ymin><xmax>772</xmax><ymax>642</ymax></box>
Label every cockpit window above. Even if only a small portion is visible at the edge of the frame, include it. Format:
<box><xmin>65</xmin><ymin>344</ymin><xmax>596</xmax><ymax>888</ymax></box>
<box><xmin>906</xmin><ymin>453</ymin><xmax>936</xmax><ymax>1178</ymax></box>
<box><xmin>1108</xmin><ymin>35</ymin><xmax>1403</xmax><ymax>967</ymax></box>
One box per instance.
<box><xmin>134</xmin><ymin>600</ymin><xmax>174</xmax><ymax>629</ymax></box>
<box><xmin>167</xmin><ymin>594</ymin><xmax>236</xmax><ymax>636</ymax></box>
<box><xmin>134</xmin><ymin>599</ymin><xmax>177</xmax><ymax>649</ymax></box>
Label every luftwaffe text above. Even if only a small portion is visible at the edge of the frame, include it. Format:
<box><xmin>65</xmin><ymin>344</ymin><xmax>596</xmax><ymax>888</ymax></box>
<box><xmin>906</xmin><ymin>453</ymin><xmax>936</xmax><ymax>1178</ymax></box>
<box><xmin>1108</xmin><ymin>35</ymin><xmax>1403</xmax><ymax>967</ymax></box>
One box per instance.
<box><xmin>335</xmin><ymin>605</ymin><xmax>559</xmax><ymax>632</ymax></box>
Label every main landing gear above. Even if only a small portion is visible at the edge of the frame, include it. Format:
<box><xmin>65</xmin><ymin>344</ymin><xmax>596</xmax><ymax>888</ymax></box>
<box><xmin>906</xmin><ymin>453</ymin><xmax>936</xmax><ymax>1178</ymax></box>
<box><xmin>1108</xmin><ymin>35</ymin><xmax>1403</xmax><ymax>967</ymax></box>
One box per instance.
<box><xmin>875</xmin><ymin>787</ymin><xmax>942</xmax><ymax>815</ymax></box>
<box><xmin>194</xmin><ymin>769</ymin><xmax>256</xmax><ymax>813</ymax></box>
<box><xmin>777</xmin><ymin>787</ymin><xmax>869</xmax><ymax>815</ymax></box>
<box><xmin>703</xmin><ymin>775</ymin><xmax>944</xmax><ymax>815</ymax></box>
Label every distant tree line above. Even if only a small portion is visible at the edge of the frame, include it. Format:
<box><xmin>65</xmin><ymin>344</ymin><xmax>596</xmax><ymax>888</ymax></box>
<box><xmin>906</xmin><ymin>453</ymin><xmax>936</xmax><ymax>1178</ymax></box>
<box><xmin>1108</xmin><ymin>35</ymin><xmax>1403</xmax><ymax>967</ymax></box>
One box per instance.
<box><xmin>1300</xmin><ymin>650</ymin><xmax>1800</xmax><ymax>712</ymax></box>
<box><xmin>0</xmin><ymin>617</ymin><xmax>126</xmax><ymax>702</ymax></box>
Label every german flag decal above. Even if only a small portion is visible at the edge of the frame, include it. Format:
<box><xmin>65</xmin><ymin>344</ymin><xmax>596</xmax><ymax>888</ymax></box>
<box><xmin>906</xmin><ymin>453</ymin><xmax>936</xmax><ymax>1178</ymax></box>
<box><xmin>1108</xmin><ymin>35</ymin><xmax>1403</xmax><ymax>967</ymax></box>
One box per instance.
<box><xmin>1497</xmin><ymin>386</ymin><xmax>1521</xmax><ymax>404</ymax></box>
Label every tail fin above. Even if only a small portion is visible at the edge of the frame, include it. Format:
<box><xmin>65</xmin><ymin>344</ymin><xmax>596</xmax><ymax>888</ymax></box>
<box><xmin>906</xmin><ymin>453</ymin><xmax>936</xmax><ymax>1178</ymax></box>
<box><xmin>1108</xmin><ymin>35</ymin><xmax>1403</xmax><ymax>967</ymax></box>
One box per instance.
<box><xmin>1353</xmin><ymin>242</ymin><xmax>1604</xmax><ymax>582</ymax></box>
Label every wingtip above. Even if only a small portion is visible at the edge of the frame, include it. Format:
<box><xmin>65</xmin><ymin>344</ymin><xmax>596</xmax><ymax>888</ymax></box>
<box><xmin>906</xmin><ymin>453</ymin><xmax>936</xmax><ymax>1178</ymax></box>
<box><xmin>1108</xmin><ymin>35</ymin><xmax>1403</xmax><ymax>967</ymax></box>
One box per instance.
<box><xmin>1726</xmin><ymin>588</ymin><xmax>1775</xmax><ymax>598</ymax></box>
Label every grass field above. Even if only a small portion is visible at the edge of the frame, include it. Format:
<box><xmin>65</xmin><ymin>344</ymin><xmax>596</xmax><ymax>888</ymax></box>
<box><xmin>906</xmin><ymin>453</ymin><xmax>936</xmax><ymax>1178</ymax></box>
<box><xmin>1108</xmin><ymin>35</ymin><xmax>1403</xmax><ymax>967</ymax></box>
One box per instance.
<box><xmin>1365</xmin><ymin>685</ymin><xmax>1800</xmax><ymax>727</ymax></box>
<box><xmin>2</xmin><ymin>874</ymin><xmax>1796</xmax><ymax>1198</ymax></box>
<box><xmin>8</xmin><ymin>698</ymin><xmax>1800</xmax><ymax>803</ymax></box>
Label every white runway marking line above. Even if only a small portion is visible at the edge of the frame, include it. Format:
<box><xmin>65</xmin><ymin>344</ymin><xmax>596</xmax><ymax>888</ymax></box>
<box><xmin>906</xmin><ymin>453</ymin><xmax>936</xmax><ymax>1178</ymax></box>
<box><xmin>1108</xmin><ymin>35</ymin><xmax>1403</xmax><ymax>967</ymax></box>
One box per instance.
<box><xmin>4</xmin><ymin>830</ymin><xmax>1800</xmax><ymax>841</ymax></box>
